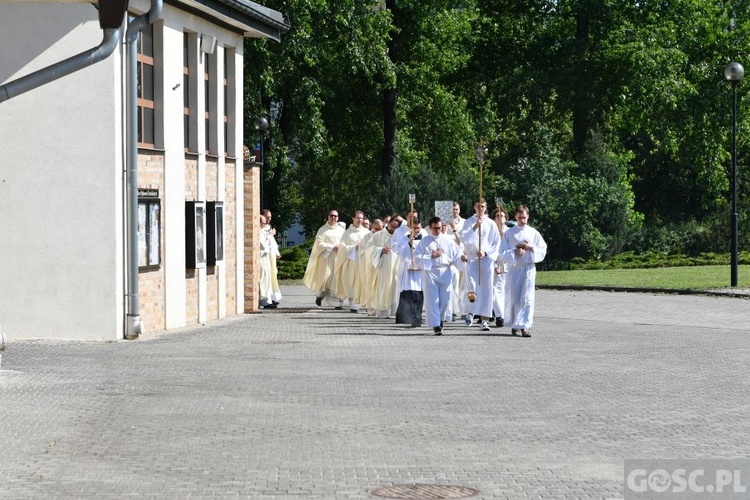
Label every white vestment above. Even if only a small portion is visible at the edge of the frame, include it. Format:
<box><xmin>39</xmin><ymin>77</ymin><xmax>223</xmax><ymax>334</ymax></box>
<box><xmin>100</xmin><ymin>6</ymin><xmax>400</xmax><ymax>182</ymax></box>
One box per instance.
<box><xmin>492</xmin><ymin>225</ymin><xmax>509</xmax><ymax>320</ymax></box>
<box><xmin>415</xmin><ymin>233</ymin><xmax>465</xmax><ymax>328</ymax></box>
<box><xmin>460</xmin><ymin>214</ymin><xmax>501</xmax><ymax>318</ymax></box>
<box><xmin>333</xmin><ymin>224</ymin><xmax>369</xmax><ymax>307</ymax></box>
<box><xmin>259</xmin><ymin>227</ymin><xmax>274</xmax><ymax>306</ymax></box>
<box><xmin>446</xmin><ymin>216</ymin><xmax>467</xmax><ymax>318</ymax></box>
<box><xmin>499</xmin><ymin>224</ymin><xmax>547</xmax><ymax>330</ymax></box>
<box><xmin>367</xmin><ymin>228</ymin><xmax>399</xmax><ymax>318</ymax></box>
<box><xmin>302</xmin><ymin>222</ymin><xmax>345</xmax><ymax>299</ymax></box>
<box><xmin>355</xmin><ymin>230</ymin><xmax>376</xmax><ymax>311</ymax></box>
<box><xmin>263</xmin><ymin>223</ymin><xmax>282</xmax><ymax>303</ymax></box>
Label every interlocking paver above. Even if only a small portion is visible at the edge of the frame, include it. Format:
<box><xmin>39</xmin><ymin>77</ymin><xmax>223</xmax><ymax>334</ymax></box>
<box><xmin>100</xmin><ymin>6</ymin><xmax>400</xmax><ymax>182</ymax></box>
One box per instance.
<box><xmin>1</xmin><ymin>287</ymin><xmax>749</xmax><ymax>499</ymax></box>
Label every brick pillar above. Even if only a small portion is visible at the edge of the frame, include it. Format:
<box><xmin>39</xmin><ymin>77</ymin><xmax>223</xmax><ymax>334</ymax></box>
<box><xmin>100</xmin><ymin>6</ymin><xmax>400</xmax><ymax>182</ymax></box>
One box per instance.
<box><xmin>243</xmin><ymin>161</ymin><xmax>260</xmax><ymax>312</ymax></box>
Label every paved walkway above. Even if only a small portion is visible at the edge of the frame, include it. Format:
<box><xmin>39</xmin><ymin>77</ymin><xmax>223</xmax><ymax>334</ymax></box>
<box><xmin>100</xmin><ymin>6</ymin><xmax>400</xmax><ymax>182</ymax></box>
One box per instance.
<box><xmin>1</xmin><ymin>286</ymin><xmax>749</xmax><ymax>499</ymax></box>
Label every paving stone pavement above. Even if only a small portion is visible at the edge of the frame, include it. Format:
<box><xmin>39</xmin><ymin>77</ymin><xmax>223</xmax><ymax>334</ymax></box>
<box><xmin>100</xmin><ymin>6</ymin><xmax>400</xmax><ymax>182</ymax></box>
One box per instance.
<box><xmin>1</xmin><ymin>286</ymin><xmax>749</xmax><ymax>499</ymax></box>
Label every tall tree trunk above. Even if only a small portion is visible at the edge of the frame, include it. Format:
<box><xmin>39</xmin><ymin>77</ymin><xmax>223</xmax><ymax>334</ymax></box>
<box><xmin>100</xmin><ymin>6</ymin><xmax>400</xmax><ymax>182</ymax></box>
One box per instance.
<box><xmin>381</xmin><ymin>0</ymin><xmax>398</xmax><ymax>181</ymax></box>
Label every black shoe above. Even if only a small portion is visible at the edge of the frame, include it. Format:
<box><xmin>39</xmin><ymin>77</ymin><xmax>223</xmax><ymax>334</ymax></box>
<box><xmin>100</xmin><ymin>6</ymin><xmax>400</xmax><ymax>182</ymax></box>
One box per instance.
<box><xmin>511</xmin><ymin>329</ymin><xmax>519</xmax><ymax>336</ymax></box>
<box><xmin>495</xmin><ymin>317</ymin><xmax>504</xmax><ymax>328</ymax></box>
<box><xmin>335</xmin><ymin>306</ymin><xmax>343</xmax><ymax>310</ymax></box>
<box><xmin>263</xmin><ymin>303</ymin><xmax>277</xmax><ymax>309</ymax></box>
<box><xmin>315</xmin><ymin>297</ymin><xmax>322</xmax><ymax>306</ymax></box>
<box><xmin>433</xmin><ymin>327</ymin><xmax>443</xmax><ymax>336</ymax></box>
<box><xmin>350</xmin><ymin>308</ymin><xmax>358</xmax><ymax>313</ymax></box>
<box><xmin>272</xmin><ymin>301</ymin><xmax>280</xmax><ymax>305</ymax></box>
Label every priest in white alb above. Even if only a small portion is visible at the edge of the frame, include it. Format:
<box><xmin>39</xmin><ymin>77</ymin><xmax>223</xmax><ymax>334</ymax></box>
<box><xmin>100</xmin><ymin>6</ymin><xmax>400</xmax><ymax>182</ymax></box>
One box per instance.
<box><xmin>303</xmin><ymin>210</ymin><xmax>346</xmax><ymax>307</ymax></box>
<box><xmin>367</xmin><ymin>215</ymin><xmax>403</xmax><ymax>318</ymax></box>
<box><xmin>333</xmin><ymin>210</ymin><xmax>370</xmax><ymax>312</ymax></box>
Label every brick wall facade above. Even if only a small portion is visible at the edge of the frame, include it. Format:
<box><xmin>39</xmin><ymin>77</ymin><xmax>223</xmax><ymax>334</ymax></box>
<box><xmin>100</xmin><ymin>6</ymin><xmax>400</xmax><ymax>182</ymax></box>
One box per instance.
<box><xmin>225</xmin><ymin>159</ymin><xmax>237</xmax><ymax>314</ymax></box>
<box><xmin>243</xmin><ymin>161</ymin><xmax>260</xmax><ymax>313</ymax></box>
<box><xmin>185</xmin><ymin>155</ymin><xmax>200</xmax><ymax>325</ymax></box>
<box><xmin>138</xmin><ymin>151</ymin><xmax>166</xmax><ymax>331</ymax></box>
<box><xmin>136</xmin><ymin>152</ymin><xmax>244</xmax><ymax>331</ymax></box>
<box><xmin>206</xmin><ymin>158</ymin><xmax>219</xmax><ymax>320</ymax></box>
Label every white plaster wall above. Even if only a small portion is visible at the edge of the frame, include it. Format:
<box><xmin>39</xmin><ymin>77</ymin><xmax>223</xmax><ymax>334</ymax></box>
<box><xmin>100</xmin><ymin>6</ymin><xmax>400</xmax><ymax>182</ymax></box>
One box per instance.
<box><xmin>160</xmin><ymin>20</ymin><xmax>189</xmax><ymax>329</ymax></box>
<box><xmin>0</xmin><ymin>1</ymin><xmax>249</xmax><ymax>340</ymax></box>
<box><xmin>0</xmin><ymin>3</ymin><xmax>124</xmax><ymax>340</ymax></box>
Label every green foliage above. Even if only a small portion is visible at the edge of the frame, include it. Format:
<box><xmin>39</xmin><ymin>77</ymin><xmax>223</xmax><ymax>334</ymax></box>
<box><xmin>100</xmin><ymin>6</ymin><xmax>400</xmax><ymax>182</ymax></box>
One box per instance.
<box><xmin>246</xmin><ymin>0</ymin><xmax>750</xmax><ymax>261</ymax></box>
<box><xmin>276</xmin><ymin>244</ymin><xmax>311</xmax><ymax>280</ymax></box>
<box><xmin>567</xmin><ymin>251</ymin><xmax>743</xmax><ymax>270</ymax></box>
<box><xmin>626</xmin><ymin>219</ymin><xmax>728</xmax><ymax>256</ymax></box>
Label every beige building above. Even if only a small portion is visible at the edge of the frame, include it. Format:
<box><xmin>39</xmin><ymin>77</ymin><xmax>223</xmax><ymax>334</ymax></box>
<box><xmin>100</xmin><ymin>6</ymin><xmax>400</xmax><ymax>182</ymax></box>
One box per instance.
<box><xmin>0</xmin><ymin>0</ymin><xmax>288</xmax><ymax>340</ymax></box>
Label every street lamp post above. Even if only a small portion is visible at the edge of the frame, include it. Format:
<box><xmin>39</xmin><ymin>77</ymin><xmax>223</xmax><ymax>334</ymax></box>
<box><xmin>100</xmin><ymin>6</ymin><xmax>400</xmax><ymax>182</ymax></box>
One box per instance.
<box><xmin>254</xmin><ymin>116</ymin><xmax>269</xmax><ymax>210</ymax></box>
<box><xmin>724</xmin><ymin>62</ymin><xmax>744</xmax><ymax>287</ymax></box>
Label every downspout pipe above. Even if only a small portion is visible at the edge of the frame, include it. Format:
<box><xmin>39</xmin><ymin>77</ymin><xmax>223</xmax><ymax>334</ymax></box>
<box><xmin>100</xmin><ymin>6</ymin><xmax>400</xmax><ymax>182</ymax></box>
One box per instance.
<box><xmin>124</xmin><ymin>0</ymin><xmax>162</xmax><ymax>340</ymax></box>
<box><xmin>0</xmin><ymin>27</ymin><xmax>121</xmax><ymax>104</ymax></box>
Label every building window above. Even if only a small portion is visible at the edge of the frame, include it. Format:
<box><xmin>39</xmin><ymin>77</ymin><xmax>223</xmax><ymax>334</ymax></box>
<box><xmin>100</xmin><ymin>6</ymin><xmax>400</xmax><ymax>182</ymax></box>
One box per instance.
<box><xmin>186</xmin><ymin>201</ymin><xmax>206</xmax><ymax>269</ymax></box>
<box><xmin>207</xmin><ymin>202</ymin><xmax>224</xmax><ymax>265</ymax></box>
<box><xmin>183</xmin><ymin>32</ymin><xmax>192</xmax><ymax>151</ymax></box>
<box><xmin>137</xmin><ymin>24</ymin><xmax>155</xmax><ymax>147</ymax></box>
<box><xmin>138</xmin><ymin>190</ymin><xmax>161</xmax><ymax>270</ymax></box>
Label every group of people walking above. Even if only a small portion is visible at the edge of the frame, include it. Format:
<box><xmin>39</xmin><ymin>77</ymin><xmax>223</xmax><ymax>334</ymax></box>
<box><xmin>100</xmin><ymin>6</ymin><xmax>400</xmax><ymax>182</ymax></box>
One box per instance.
<box><xmin>301</xmin><ymin>200</ymin><xmax>547</xmax><ymax>337</ymax></box>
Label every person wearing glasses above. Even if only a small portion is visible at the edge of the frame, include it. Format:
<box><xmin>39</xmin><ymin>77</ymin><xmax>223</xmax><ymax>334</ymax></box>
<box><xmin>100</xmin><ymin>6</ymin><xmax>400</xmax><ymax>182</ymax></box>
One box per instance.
<box><xmin>415</xmin><ymin>216</ymin><xmax>465</xmax><ymax>335</ymax></box>
<box><xmin>303</xmin><ymin>210</ymin><xmax>346</xmax><ymax>307</ymax></box>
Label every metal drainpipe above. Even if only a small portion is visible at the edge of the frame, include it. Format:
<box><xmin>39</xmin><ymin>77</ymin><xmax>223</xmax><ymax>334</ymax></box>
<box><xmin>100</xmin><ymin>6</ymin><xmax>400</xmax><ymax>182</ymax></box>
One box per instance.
<box><xmin>0</xmin><ymin>27</ymin><xmax>121</xmax><ymax>104</ymax></box>
<box><xmin>124</xmin><ymin>0</ymin><xmax>162</xmax><ymax>340</ymax></box>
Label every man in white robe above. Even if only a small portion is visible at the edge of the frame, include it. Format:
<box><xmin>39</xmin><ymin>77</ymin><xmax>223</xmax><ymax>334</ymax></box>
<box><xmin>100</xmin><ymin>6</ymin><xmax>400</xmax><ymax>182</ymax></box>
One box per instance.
<box><xmin>446</xmin><ymin>202</ymin><xmax>467</xmax><ymax>321</ymax></box>
<box><xmin>391</xmin><ymin>211</ymin><xmax>427</xmax><ymax>308</ymax></box>
<box><xmin>259</xmin><ymin>215</ymin><xmax>276</xmax><ymax>308</ymax></box>
<box><xmin>459</xmin><ymin>198</ymin><xmax>500</xmax><ymax>331</ymax></box>
<box><xmin>367</xmin><ymin>215</ymin><xmax>403</xmax><ymax>318</ymax></box>
<box><xmin>356</xmin><ymin>219</ymin><xmax>383</xmax><ymax>316</ymax></box>
<box><xmin>394</xmin><ymin>217</ymin><xmax>424</xmax><ymax>327</ymax></box>
<box><xmin>333</xmin><ymin>210</ymin><xmax>369</xmax><ymax>312</ymax></box>
<box><xmin>261</xmin><ymin>209</ymin><xmax>282</xmax><ymax>305</ymax></box>
<box><xmin>416</xmin><ymin>216</ymin><xmax>465</xmax><ymax>335</ymax></box>
<box><xmin>303</xmin><ymin>210</ymin><xmax>345</xmax><ymax>307</ymax></box>
<box><xmin>492</xmin><ymin>207</ymin><xmax>510</xmax><ymax>327</ymax></box>
<box><xmin>500</xmin><ymin>205</ymin><xmax>547</xmax><ymax>337</ymax></box>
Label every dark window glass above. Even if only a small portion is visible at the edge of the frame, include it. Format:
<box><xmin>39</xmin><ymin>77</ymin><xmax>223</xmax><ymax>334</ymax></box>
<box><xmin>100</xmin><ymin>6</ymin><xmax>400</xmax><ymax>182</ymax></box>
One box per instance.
<box><xmin>144</xmin><ymin>107</ymin><xmax>155</xmax><ymax>144</ymax></box>
<box><xmin>143</xmin><ymin>65</ymin><xmax>154</xmax><ymax>100</ymax></box>
<box><xmin>184</xmin><ymin>114</ymin><xmax>190</xmax><ymax>149</ymax></box>
<box><xmin>137</xmin><ymin>106</ymin><xmax>143</xmax><ymax>143</ymax></box>
<box><xmin>142</xmin><ymin>25</ymin><xmax>153</xmax><ymax>57</ymax></box>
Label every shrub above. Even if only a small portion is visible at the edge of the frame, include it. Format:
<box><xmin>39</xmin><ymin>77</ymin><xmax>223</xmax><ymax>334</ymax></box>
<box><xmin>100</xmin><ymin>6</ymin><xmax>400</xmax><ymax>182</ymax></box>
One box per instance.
<box><xmin>276</xmin><ymin>243</ymin><xmax>311</xmax><ymax>280</ymax></box>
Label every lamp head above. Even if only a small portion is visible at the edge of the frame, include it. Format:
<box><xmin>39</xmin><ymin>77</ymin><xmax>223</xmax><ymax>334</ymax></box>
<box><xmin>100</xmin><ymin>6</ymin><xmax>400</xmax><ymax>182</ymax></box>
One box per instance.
<box><xmin>724</xmin><ymin>62</ymin><xmax>745</xmax><ymax>83</ymax></box>
<box><xmin>254</xmin><ymin>116</ymin><xmax>269</xmax><ymax>132</ymax></box>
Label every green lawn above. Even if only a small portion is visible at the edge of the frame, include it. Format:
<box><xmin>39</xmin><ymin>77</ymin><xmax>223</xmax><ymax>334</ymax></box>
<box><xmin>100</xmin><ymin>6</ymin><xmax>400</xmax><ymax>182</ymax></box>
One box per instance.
<box><xmin>537</xmin><ymin>265</ymin><xmax>750</xmax><ymax>290</ymax></box>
